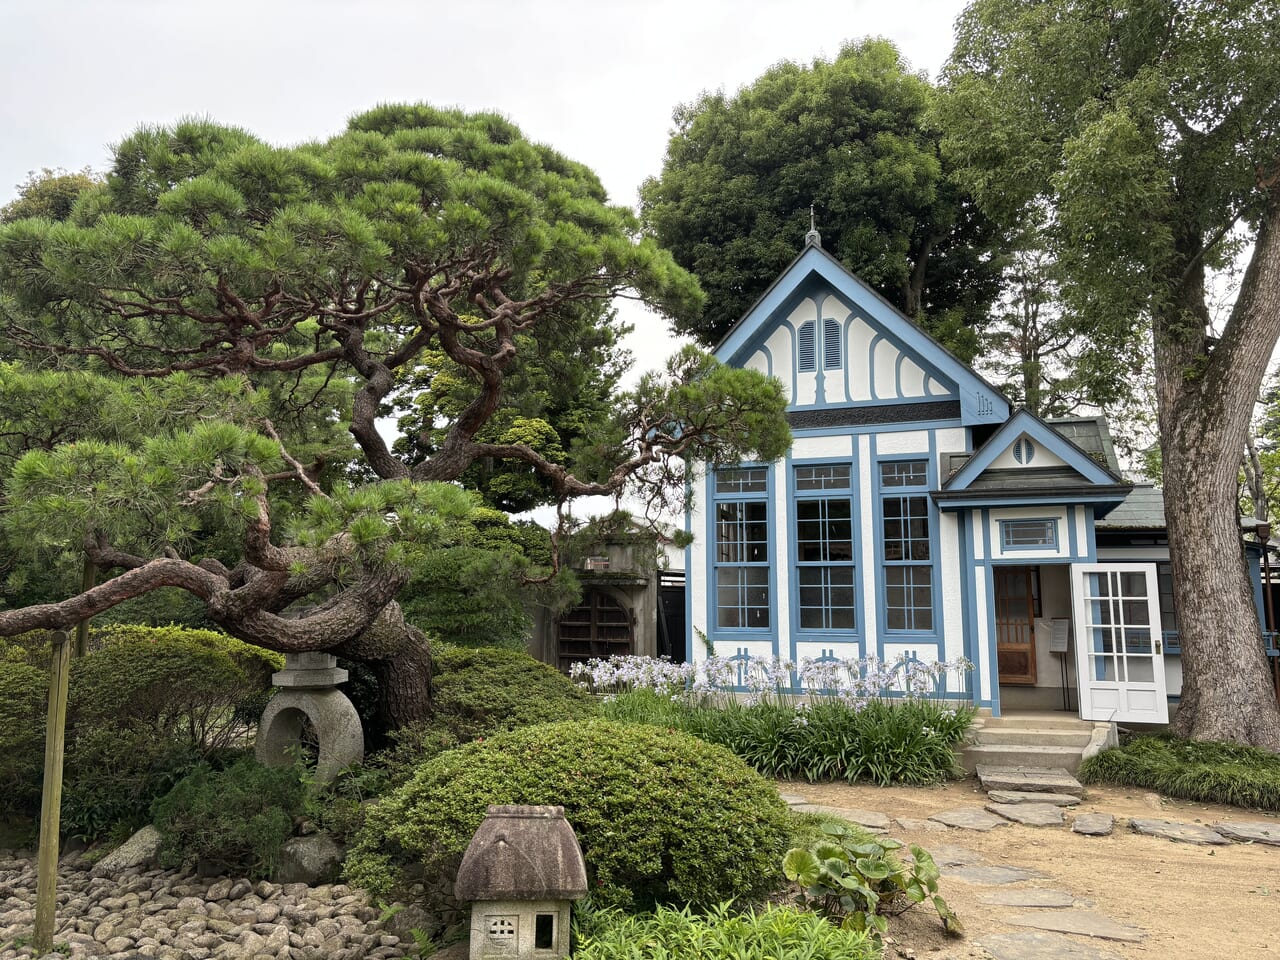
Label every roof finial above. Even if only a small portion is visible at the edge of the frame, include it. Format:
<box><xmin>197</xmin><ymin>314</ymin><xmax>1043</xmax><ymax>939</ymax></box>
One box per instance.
<box><xmin>805</xmin><ymin>204</ymin><xmax>821</xmax><ymax>247</ymax></box>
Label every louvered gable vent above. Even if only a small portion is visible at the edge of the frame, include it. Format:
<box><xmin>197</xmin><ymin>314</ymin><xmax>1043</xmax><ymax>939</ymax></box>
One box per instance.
<box><xmin>823</xmin><ymin>316</ymin><xmax>842</xmax><ymax>369</ymax></box>
<box><xmin>797</xmin><ymin>320</ymin><xmax>816</xmax><ymax>371</ymax></box>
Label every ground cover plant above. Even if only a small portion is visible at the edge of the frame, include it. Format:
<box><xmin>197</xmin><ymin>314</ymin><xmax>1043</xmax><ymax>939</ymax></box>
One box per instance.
<box><xmin>580</xmin><ymin>654</ymin><xmax>975</xmax><ymax>785</ymax></box>
<box><xmin>345</xmin><ymin>719</ymin><xmax>792</xmax><ymax>919</ymax></box>
<box><xmin>1079</xmin><ymin>734</ymin><xmax>1280</xmax><ymax>811</ymax></box>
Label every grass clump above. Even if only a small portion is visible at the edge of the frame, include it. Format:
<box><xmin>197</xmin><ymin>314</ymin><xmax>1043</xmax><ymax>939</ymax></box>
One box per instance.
<box><xmin>1079</xmin><ymin>734</ymin><xmax>1280</xmax><ymax>811</ymax></box>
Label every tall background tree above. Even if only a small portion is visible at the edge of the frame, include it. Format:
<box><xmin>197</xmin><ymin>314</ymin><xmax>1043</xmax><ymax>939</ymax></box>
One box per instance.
<box><xmin>939</xmin><ymin>0</ymin><xmax>1280</xmax><ymax>748</ymax></box>
<box><xmin>0</xmin><ymin>106</ymin><xmax>792</xmax><ymax>733</ymax></box>
<box><xmin>640</xmin><ymin>38</ymin><xmax>1005</xmax><ymax>357</ymax></box>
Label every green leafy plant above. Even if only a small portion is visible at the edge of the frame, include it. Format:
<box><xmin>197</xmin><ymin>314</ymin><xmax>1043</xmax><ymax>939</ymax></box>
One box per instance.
<box><xmin>346</xmin><ymin>720</ymin><xmax>791</xmax><ymax>918</ymax></box>
<box><xmin>1080</xmin><ymin>734</ymin><xmax>1280</xmax><ymax>811</ymax></box>
<box><xmin>782</xmin><ymin>820</ymin><xmax>962</xmax><ymax>940</ymax></box>
<box><xmin>572</xmin><ymin>901</ymin><xmax>877</xmax><ymax>960</ymax></box>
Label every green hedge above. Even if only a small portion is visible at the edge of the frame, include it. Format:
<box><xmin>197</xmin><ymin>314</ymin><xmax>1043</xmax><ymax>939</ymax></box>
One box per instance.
<box><xmin>0</xmin><ymin>660</ymin><xmax>48</xmax><ymax>816</ymax></box>
<box><xmin>1079</xmin><ymin>734</ymin><xmax>1280</xmax><ymax>811</ymax></box>
<box><xmin>346</xmin><ymin>720</ymin><xmax>791</xmax><ymax>915</ymax></box>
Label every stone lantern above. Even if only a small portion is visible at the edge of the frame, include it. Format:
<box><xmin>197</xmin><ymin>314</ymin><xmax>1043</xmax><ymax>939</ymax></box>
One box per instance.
<box><xmin>454</xmin><ymin>805</ymin><xmax>588</xmax><ymax>960</ymax></box>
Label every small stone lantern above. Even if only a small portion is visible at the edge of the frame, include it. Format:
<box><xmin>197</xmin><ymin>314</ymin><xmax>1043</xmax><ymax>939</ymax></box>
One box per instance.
<box><xmin>454</xmin><ymin>805</ymin><xmax>587</xmax><ymax>960</ymax></box>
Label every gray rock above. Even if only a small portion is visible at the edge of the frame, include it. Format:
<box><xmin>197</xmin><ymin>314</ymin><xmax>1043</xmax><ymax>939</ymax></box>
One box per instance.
<box><xmin>928</xmin><ymin>807</ymin><xmax>1012</xmax><ymax>831</ymax></box>
<box><xmin>1007</xmin><ymin>910</ymin><xmax>1145</xmax><ymax>942</ymax></box>
<box><xmin>104</xmin><ymin>937</ymin><xmax>135</xmax><ymax>953</ymax></box>
<box><xmin>943</xmin><ymin>864</ymin><xmax>1048</xmax><ymax>884</ymax></box>
<box><xmin>982</xmin><ymin>931</ymin><xmax>1123</xmax><ymax>960</ymax></box>
<box><xmin>834</xmin><ymin>808</ymin><xmax>892</xmax><ymax>831</ymax></box>
<box><xmin>979</xmin><ymin>889</ymin><xmax>1075</xmax><ymax>907</ymax></box>
<box><xmin>1073</xmin><ymin>813</ymin><xmax>1115</xmax><ymax>836</ymax></box>
<box><xmin>986</xmin><ymin>802</ymin><xmax>1066</xmax><ymax>826</ymax></box>
<box><xmin>1212</xmin><ymin>820</ymin><xmax>1280</xmax><ymax>846</ymax></box>
<box><xmin>91</xmin><ymin>827</ymin><xmax>164</xmax><ymax>879</ymax></box>
<box><xmin>891</xmin><ymin>817</ymin><xmax>948</xmax><ymax>832</ymax></box>
<box><xmin>987</xmin><ymin>790</ymin><xmax>1081</xmax><ymax>806</ymax></box>
<box><xmin>206</xmin><ymin>878</ymin><xmax>233</xmax><ymax>901</ymax></box>
<box><xmin>977</xmin><ymin>765</ymin><xmax>1084</xmax><ymax>796</ymax></box>
<box><xmin>275</xmin><ymin>835</ymin><xmax>345</xmax><ymax>885</ymax></box>
<box><xmin>1129</xmin><ymin>818</ymin><xmax>1229</xmax><ymax>845</ymax></box>
<box><xmin>926</xmin><ymin>844</ymin><xmax>984</xmax><ymax>867</ymax></box>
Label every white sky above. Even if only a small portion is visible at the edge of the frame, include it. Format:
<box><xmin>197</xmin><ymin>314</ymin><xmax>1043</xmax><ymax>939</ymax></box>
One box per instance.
<box><xmin>0</xmin><ymin>0</ymin><xmax>972</xmax><ymax>520</ymax></box>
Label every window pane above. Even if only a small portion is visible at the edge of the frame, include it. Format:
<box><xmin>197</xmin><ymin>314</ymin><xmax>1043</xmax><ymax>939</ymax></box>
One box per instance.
<box><xmin>716</xmin><ymin>468</ymin><xmax>767</xmax><ymax>493</ymax></box>
<box><xmin>795</xmin><ymin>464</ymin><xmax>850</xmax><ymax>490</ymax></box>
<box><xmin>879</xmin><ymin>460</ymin><xmax>928</xmax><ymax>488</ymax></box>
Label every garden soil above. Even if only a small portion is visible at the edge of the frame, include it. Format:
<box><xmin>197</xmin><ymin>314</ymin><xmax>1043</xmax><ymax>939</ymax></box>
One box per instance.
<box><xmin>782</xmin><ymin>778</ymin><xmax>1279</xmax><ymax>960</ymax></box>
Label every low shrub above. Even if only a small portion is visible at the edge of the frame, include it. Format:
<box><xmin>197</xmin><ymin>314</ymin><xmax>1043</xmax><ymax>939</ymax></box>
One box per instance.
<box><xmin>374</xmin><ymin>644</ymin><xmax>599</xmax><ymax>785</ymax></box>
<box><xmin>151</xmin><ymin>756</ymin><xmax>305</xmax><ymax>878</ymax></box>
<box><xmin>1079</xmin><ymin>734</ymin><xmax>1280</xmax><ymax>811</ymax></box>
<box><xmin>346</xmin><ymin>720</ymin><xmax>791</xmax><ymax>917</ymax></box>
<box><xmin>0</xmin><ymin>660</ymin><xmax>47</xmax><ymax>817</ymax></box>
<box><xmin>604</xmin><ymin>689</ymin><xmax>973</xmax><ymax>785</ymax></box>
<box><xmin>572</xmin><ymin>902</ymin><xmax>877</xmax><ymax>960</ymax></box>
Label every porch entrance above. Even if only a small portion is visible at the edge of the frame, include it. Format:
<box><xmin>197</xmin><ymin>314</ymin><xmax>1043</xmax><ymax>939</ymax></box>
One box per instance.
<box><xmin>994</xmin><ymin>565</ymin><xmax>1040</xmax><ymax>685</ymax></box>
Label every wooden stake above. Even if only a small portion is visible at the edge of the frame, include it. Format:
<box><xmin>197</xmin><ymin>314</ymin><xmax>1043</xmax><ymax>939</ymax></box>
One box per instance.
<box><xmin>75</xmin><ymin>557</ymin><xmax>96</xmax><ymax>658</ymax></box>
<box><xmin>34</xmin><ymin>630</ymin><xmax>72</xmax><ymax>954</ymax></box>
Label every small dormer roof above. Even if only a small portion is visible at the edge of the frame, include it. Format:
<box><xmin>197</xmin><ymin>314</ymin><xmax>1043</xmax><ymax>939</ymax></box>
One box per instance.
<box><xmin>454</xmin><ymin>805</ymin><xmax>588</xmax><ymax>902</ymax></box>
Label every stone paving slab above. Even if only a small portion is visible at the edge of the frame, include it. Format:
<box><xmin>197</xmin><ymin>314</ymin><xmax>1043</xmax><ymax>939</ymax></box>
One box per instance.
<box><xmin>927</xmin><ymin>844</ymin><xmax>984</xmax><ymax>867</ymax></box>
<box><xmin>791</xmin><ymin>802</ymin><xmax>885</xmax><ymax>829</ymax></box>
<box><xmin>987</xmin><ymin>790</ymin><xmax>1081</xmax><ymax>806</ymax></box>
<box><xmin>893</xmin><ymin>816</ymin><xmax>948</xmax><ymax>832</ymax></box>
<box><xmin>836</xmin><ymin>808</ymin><xmax>892</xmax><ymax>831</ymax></box>
<box><xmin>1072</xmin><ymin>813</ymin><xmax>1115</xmax><ymax>836</ymax></box>
<box><xmin>977</xmin><ymin>765</ymin><xmax>1084</xmax><ymax>796</ymax></box>
<box><xmin>1212</xmin><ymin>820</ymin><xmax>1280</xmax><ymax>846</ymax></box>
<box><xmin>1006</xmin><ymin>910</ymin><xmax>1145</xmax><ymax>942</ymax></box>
<box><xmin>986</xmin><ymin>802</ymin><xmax>1066</xmax><ymax>826</ymax></box>
<box><xmin>929</xmin><ymin>807</ymin><xmax>1012</xmax><ymax>831</ymax></box>
<box><xmin>944</xmin><ymin>863</ymin><xmax>1049</xmax><ymax>884</ymax></box>
<box><xmin>979</xmin><ymin>889</ymin><xmax>1075</xmax><ymax>908</ymax></box>
<box><xmin>981</xmin><ymin>931</ymin><xmax>1123</xmax><ymax>960</ymax></box>
<box><xmin>1129</xmin><ymin>818</ymin><xmax>1230</xmax><ymax>845</ymax></box>
<box><xmin>779</xmin><ymin>793</ymin><xmax>807</xmax><ymax>805</ymax></box>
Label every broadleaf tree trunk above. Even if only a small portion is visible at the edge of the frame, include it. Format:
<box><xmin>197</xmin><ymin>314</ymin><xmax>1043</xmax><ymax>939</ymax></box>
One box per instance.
<box><xmin>1157</xmin><ymin>200</ymin><xmax>1280</xmax><ymax>750</ymax></box>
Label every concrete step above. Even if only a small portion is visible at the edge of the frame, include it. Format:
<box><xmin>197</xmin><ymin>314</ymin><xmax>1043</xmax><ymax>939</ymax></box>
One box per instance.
<box><xmin>961</xmin><ymin>743</ymin><xmax>1088</xmax><ymax>775</ymax></box>
<box><xmin>978</xmin><ymin>714</ymin><xmax>1094</xmax><ymax>730</ymax></box>
<box><xmin>975</xmin><ymin>764</ymin><xmax>1085</xmax><ymax>797</ymax></box>
<box><xmin>975</xmin><ymin>728</ymin><xmax>1093</xmax><ymax>748</ymax></box>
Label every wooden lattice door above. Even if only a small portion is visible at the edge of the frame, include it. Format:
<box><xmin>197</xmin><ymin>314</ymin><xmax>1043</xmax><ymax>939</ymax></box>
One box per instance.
<box><xmin>995</xmin><ymin>566</ymin><xmax>1040</xmax><ymax>685</ymax></box>
<box><xmin>557</xmin><ymin>589</ymin><xmax>633</xmax><ymax>672</ymax></box>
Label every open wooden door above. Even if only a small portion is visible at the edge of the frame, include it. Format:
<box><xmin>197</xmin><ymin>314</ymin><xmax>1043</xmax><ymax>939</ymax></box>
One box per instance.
<box><xmin>995</xmin><ymin>566</ymin><xmax>1039</xmax><ymax>685</ymax></box>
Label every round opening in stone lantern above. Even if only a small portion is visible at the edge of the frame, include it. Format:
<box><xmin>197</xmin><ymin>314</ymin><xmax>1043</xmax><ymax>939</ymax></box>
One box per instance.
<box><xmin>454</xmin><ymin>805</ymin><xmax>587</xmax><ymax>960</ymax></box>
<box><xmin>255</xmin><ymin>652</ymin><xmax>363</xmax><ymax>785</ymax></box>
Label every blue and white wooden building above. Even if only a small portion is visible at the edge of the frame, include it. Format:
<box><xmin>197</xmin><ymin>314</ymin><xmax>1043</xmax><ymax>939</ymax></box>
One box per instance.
<box><xmin>685</xmin><ymin>236</ymin><xmax>1269</xmax><ymax>723</ymax></box>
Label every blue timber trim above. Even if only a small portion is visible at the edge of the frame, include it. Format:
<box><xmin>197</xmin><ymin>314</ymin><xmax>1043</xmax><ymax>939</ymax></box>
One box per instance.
<box><xmin>684</xmin><ymin>474</ymin><xmax>694</xmax><ymax>662</ymax></box>
<box><xmin>935</xmin><ymin>492</ymin><xmax>1127</xmax><ymax>510</ymax></box>
<box><xmin>794</xmin><ymin>419</ymin><xmax>966</xmax><ymax>438</ymax></box>
<box><xmin>1067</xmin><ymin>507</ymin><xmax>1079</xmax><ymax>558</ymax></box>
<box><xmin>945</xmin><ymin>408</ymin><xmax>1122</xmax><ymax>490</ymax></box>
<box><xmin>958</xmin><ymin>506</ymin><xmax>982</xmax><ymax>708</ymax></box>
<box><xmin>713</xmin><ymin>246</ymin><xmax>1006</xmax><ymax>423</ymax></box>
<box><xmin>705</xmin><ymin>463</ymin><xmax>778</xmax><ymax>653</ymax></box>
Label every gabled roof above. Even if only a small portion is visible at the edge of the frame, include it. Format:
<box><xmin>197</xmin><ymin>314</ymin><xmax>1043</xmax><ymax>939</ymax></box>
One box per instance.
<box><xmin>714</xmin><ymin>242</ymin><xmax>1009</xmax><ymax>425</ymax></box>
<box><xmin>945</xmin><ymin>409</ymin><xmax>1124</xmax><ymax>491</ymax></box>
<box><xmin>1045</xmin><ymin>416</ymin><xmax>1122</xmax><ymax>474</ymax></box>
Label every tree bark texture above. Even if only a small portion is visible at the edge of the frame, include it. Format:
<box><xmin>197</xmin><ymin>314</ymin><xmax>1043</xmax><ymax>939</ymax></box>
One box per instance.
<box><xmin>1158</xmin><ymin>197</ymin><xmax>1280</xmax><ymax>750</ymax></box>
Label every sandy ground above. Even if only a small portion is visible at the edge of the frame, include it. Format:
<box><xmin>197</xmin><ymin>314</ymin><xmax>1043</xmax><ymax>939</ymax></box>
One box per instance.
<box><xmin>781</xmin><ymin>778</ymin><xmax>1280</xmax><ymax>960</ymax></box>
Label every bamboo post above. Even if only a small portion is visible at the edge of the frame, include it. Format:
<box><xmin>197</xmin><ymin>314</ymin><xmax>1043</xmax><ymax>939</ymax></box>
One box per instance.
<box><xmin>75</xmin><ymin>556</ymin><xmax>96</xmax><ymax>658</ymax></box>
<box><xmin>34</xmin><ymin>630</ymin><xmax>72</xmax><ymax>954</ymax></box>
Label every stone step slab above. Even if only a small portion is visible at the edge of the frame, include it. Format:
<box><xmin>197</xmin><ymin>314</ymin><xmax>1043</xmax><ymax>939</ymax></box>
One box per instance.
<box><xmin>987</xmin><ymin>790</ymin><xmax>1081</xmax><ymax>807</ymax></box>
<box><xmin>944</xmin><ymin>863</ymin><xmax>1049</xmax><ymax>884</ymax></box>
<box><xmin>928</xmin><ymin>807</ymin><xmax>1012</xmax><ymax>831</ymax></box>
<box><xmin>976</xmin><ymin>765</ymin><xmax>1084</xmax><ymax>796</ymax></box>
<box><xmin>979</xmin><ymin>715</ymin><xmax>1098</xmax><ymax>730</ymax></box>
<box><xmin>926</xmin><ymin>844</ymin><xmax>983</xmax><ymax>867</ymax></box>
<box><xmin>1072</xmin><ymin>813</ymin><xmax>1115</xmax><ymax>837</ymax></box>
<box><xmin>965</xmin><ymin>745</ymin><xmax>1088</xmax><ymax>774</ymax></box>
<box><xmin>976</xmin><ymin>729</ymin><xmax>1094</xmax><ymax>747</ymax></box>
<box><xmin>986</xmin><ymin>802</ymin><xmax>1067</xmax><ymax>827</ymax></box>
<box><xmin>979</xmin><ymin>889</ymin><xmax>1076</xmax><ymax>908</ymax></box>
<box><xmin>892</xmin><ymin>816</ymin><xmax>948</xmax><ymax>832</ymax></box>
<box><xmin>1212</xmin><ymin>821</ymin><xmax>1280</xmax><ymax>846</ymax></box>
<box><xmin>1129</xmin><ymin>818</ymin><xmax>1230</xmax><ymax>845</ymax></box>
<box><xmin>982</xmin><ymin>931</ymin><xmax>1124</xmax><ymax>960</ymax></box>
<box><xmin>1006</xmin><ymin>910</ymin><xmax>1145</xmax><ymax>942</ymax></box>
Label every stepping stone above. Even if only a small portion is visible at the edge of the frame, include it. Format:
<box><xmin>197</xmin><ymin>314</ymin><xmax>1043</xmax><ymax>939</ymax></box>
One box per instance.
<box><xmin>929</xmin><ymin>807</ymin><xmax>1011</xmax><ymax>831</ymax></box>
<box><xmin>792</xmin><ymin>803</ymin><xmax>875</xmax><ymax>823</ymax></box>
<box><xmin>977</xmin><ymin>765</ymin><xmax>1084</xmax><ymax>797</ymax></box>
<box><xmin>982</xmin><ymin>931</ymin><xmax>1123</xmax><ymax>960</ymax></box>
<box><xmin>1007</xmin><ymin>910</ymin><xmax>1145</xmax><ymax>942</ymax></box>
<box><xmin>893</xmin><ymin>816</ymin><xmax>948</xmax><ymax>832</ymax></box>
<box><xmin>1072</xmin><ymin>813</ymin><xmax>1114</xmax><ymax>836</ymax></box>
<box><xmin>779</xmin><ymin>793</ymin><xmax>807</xmax><ymax>805</ymax></box>
<box><xmin>986</xmin><ymin>802</ymin><xmax>1066</xmax><ymax>826</ymax></box>
<box><xmin>927</xmin><ymin>844</ymin><xmax>983</xmax><ymax>867</ymax></box>
<box><xmin>987</xmin><ymin>790</ymin><xmax>1081</xmax><ymax>807</ymax></box>
<box><xmin>979</xmin><ymin>889</ymin><xmax>1075</xmax><ymax>908</ymax></box>
<box><xmin>1129</xmin><ymin>818</ymin><xmax>1230</xmax><ymax>845</ymax></box>
<box><xmin>1212</xmin><ymin>821</ymin><xmax>1280</xmax><ymax>846</ymax></box>
<box><xmin>837</xmin><ymin>808</ymin><xmax>892</xmax><ymax>832</ymax></box>
<box><xmin>944</xmin><ymin>863</ymin><xmax>1048</xmax><ymax>884</ymax></box>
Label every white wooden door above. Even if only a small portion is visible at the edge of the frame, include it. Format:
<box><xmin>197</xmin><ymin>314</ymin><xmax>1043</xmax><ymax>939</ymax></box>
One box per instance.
<box><xmin>1070</xmin><ymin>563</ymin><xmax>1169</xmax><ymax>723</ymax></box>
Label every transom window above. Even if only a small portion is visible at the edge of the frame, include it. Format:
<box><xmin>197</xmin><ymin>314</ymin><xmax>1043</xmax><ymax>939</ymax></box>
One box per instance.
<box><xmin>715</xmin><ymin>467</ymin><xmax>767</xmax><ymax>494</ymax></box>
<box><xmin>795</xmin><ymin>464</ymin><xmax>855</xmax><ymax>631</ymax></box>
<box><xmin>714</xmin><ymin>467</ymin><xmax>770</xmax><ymax>630</ymax></box>
<box><xmin>879</xmin><ymin>460</ymin><xmax>934</xmax><ymax>632</ymax></box>
<box><xmin>1000</xmin><ymin>518</ymin><xmax>1058</xmax><ymax>549</ymax></box>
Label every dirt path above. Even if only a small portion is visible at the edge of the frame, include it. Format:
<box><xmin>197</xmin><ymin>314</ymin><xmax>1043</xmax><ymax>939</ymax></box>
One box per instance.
<box><xmin>781</xmin><ymin>778</ymin><xmax>1280</xmax><ymax>960</ymax></box>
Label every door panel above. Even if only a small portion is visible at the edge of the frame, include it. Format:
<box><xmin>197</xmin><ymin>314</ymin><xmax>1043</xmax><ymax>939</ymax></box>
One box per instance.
<box><xmin>995</xmin><ymin>566</ymin><xmax>1039</xmax><ymax>685</ymax></box>
<box><xmin>1071</xmin><ymin>563</ymin><xmax>1168</xmax><ymax>723</ymax></box>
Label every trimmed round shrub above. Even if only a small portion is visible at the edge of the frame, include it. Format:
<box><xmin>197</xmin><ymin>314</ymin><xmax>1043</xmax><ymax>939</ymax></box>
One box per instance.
<box><xmin>152</xmin><ymin>756</ymin><xmax>305</xmax><ymax>878</ymax></box>
<box><xmin>375</xmin><ymin>644</ymin><xmax>599</xmax><ymax>783</ymax></box>
<box><xmin>346</xmin><ymin>719</ymin><xmax>791</xmax><ymax>913</ymax></box>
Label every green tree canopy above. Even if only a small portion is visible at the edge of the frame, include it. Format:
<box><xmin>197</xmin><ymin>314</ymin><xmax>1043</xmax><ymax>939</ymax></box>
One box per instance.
<box><xmin>640</xmin><ymin>38</ymin><xmax>1004</xmax><ymax>357</ymax></box>
<box><xmin>0</xmin><ymin>105</ymin><xmax>791</xmax><ymax>730</ymax></box>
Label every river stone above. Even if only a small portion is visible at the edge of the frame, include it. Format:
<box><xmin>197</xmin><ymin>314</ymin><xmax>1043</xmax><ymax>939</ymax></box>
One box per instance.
<box><xmin>982</xmin><ymin>931</ymin><xmax>1123</xmax><ymax>960</ymax></box>
<box><xmin>1007</xmin><ymin>910</ymin><xmax>1145</xmax><ymax>942</ymax></box>
<box><xmin>987</xmin><ymin>790</ymin><xmax>1081</xmax><ymax>807</ymax></box>
<box><xmin>944</xmin><ymin>864</ymin><xmax>1048</xmax><ymax>884</ymax></box>
<box><xmin>929</xmin><ymin>807</ymin><xmax>1012</xmax><ymax>831</ymax></box>
<box><xmin>91</xmin><ymin>826</ymin><xmax>163</xmax><ymax>878</ymax></box>
<box><xmin>987</xmin><ymin>802</ymin><xmax>1066</xmax><ymax>826</ymax></box>
<box><xmin>977</xmin><ymin>765</ymin><xmax>1084</xmax><ymax>796</ymax></box>
<box><xmin>980</xmin><ymin>889</ymin><xmax>1075</xmax><ymax>907</ymax></box>
<box><xmin>1212</xmin><ymin>821</ymin><xmax>1280</xmax><ymax>846</ymax></box>
<box><xmin>1073</xmin><ymin>813</ymin><xmax>1115</xmax><ymax>836</ymax></box>
<box><xmin>1129</xmin><ymin>818</ymin><xmax>1230</xmax><ymax>845</ymax></box>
